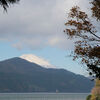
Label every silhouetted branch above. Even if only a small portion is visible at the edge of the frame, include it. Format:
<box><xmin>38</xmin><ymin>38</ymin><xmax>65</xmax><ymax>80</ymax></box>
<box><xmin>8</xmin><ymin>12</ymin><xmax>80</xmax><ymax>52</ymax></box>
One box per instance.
<box><xmin>0</xmin><ymin>0</ymin><xmax>20</xmax><ymax>11</ymax></box>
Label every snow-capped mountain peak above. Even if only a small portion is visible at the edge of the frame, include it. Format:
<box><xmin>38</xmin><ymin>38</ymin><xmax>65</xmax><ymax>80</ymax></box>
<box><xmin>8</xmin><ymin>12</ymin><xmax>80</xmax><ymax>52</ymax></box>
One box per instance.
<box><xmin>20</xmin><ymin>54</ymin><xmax>55</xmax><ymax>68</ymax></box>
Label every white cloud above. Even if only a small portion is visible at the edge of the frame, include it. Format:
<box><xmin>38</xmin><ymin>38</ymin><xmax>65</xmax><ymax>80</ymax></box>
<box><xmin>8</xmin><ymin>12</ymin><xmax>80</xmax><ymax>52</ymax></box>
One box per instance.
<box><xmin>20</xmin><ymin>54</ymin><xmax>55</xmax><ymax>68</ymax></box>
<box><xmin>48</xmin><ymin>37</ymin><xmax>60</xmax><ymax>46</ymax></box>
<box><xmin>0</xmin><ymin>0</ymin><xmax>92</xmax><ymax>50</ymax></box>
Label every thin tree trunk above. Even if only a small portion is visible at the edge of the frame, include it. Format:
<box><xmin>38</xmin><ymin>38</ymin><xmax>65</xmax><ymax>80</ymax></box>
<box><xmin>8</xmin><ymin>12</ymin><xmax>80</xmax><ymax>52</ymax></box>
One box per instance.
<box><xmin>91</xmin><ymin>79</ymin><xmax>100</xmax><ymax>100</ymax></box>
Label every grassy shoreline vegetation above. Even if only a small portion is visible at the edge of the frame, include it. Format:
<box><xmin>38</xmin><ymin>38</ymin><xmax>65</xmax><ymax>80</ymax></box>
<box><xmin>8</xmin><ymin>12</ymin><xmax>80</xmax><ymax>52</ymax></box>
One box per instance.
<box><xmin>87</xmin><ymin>79</ymin><xmax>100</xmax><ymax>100</ymax></box>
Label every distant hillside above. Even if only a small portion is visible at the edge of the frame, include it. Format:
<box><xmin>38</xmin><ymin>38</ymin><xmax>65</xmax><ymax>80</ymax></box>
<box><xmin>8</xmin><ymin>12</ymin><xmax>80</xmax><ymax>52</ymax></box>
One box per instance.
<box><xmin>0</xmin><ymin>57</ymin><xmax>94</xmax><ymax>93</ymax></box>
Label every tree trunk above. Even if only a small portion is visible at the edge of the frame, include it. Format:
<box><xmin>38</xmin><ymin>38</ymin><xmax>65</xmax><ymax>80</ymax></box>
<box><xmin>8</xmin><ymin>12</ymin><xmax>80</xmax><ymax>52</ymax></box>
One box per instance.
<box><xmin>91</xmin><ymin>79</ymin><xmax>100</xmax><ymax>100</ymax></box>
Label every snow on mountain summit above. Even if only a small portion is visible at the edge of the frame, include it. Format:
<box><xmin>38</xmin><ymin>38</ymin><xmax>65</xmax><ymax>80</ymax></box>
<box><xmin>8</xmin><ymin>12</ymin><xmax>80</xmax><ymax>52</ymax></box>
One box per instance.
<box><xmin>20</xmin><ymin>54</ymin><xmax>55</xmax><ymax>68</ymax></box>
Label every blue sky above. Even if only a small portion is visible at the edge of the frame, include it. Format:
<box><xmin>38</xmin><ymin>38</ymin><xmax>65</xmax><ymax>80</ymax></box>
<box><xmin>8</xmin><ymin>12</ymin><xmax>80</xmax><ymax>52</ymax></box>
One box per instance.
<box><xmin>0</xmin><ymin>0</ymin><xmax>90</xmax><ymax>76</ymax></box>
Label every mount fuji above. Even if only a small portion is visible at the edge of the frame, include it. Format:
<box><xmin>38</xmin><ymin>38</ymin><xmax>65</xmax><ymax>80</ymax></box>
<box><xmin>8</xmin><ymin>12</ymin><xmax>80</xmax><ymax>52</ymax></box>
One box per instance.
<box><xmin>0</xmin><ymin>54</ymin><xmax>94</xmax><ymax>93</ymax></box>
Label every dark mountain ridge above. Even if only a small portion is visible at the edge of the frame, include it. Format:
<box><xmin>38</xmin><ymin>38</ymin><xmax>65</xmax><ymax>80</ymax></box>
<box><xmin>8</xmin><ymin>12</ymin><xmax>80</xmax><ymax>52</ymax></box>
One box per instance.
<box><xmin>0</xmin><ymin>57</ymin><xmax>94</xmax><ymax>93</ymax></box>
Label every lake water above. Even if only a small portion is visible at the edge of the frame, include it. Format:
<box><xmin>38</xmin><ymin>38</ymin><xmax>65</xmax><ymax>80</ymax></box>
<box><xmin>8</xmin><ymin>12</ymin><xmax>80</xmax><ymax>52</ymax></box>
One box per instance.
<box><xmin>0</xmin><ymin>93</ymin><xmax>89</xmax><ymax>100</ymax></box>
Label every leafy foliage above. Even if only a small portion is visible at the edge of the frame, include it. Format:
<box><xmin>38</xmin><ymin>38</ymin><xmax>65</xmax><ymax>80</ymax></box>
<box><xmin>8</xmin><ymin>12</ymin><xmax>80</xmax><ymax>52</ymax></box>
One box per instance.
<box><xmin>91</xmin><ymin>0</ymin><xmax>100</xmax><ymax>21</ymax></box>
<box><xmin>86</xmin><ymin>95</ymin><xmax>91</xmax><ymax>100</ymax></box>
<box><xmin>0</xmin><ymin>0</ymin><xmax>20</xmax><ymax>11</ymax></box>
<box><xmin>64</xmin><ymin>6</ymin><xmax>100</xmax><ymax>79</ymax></box>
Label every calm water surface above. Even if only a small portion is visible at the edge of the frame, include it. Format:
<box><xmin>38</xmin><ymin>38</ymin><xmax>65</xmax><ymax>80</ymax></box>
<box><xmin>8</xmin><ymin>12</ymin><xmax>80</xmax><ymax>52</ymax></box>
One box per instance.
<box><xmin>0</xmin><ymin>93</ymin><xmax>88</xmax><ymax>100</ymax></box>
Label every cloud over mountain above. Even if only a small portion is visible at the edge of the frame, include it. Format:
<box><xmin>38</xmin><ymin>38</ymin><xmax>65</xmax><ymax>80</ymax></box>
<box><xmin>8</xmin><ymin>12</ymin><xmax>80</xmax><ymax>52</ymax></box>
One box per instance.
<box><xmin>20</xmin><ymin>54</ymin><xmax>55</xmax><ymax>68</ymax></box>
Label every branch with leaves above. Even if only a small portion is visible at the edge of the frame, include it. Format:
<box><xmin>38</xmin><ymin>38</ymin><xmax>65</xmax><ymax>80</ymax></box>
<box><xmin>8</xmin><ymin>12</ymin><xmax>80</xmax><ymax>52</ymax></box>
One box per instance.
<box><xmin>64</xmin><ymin>6</ymin><xmax>100</xmax><ymax>79</ymax></box>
